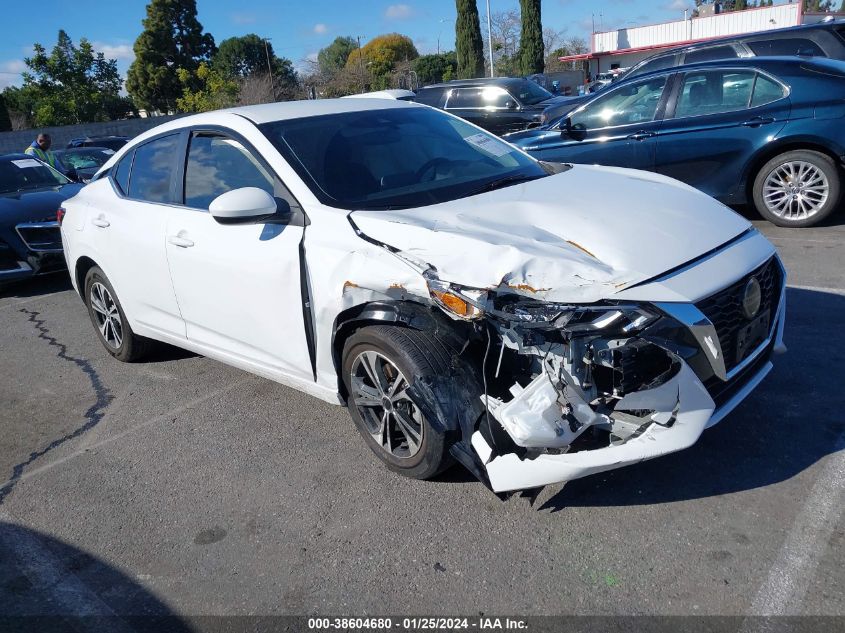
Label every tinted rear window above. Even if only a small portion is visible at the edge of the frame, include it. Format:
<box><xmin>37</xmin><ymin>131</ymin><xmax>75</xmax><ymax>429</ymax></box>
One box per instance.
<box><xmin>414</xmin><ymin>88</ymin><xmax>445</xmax><ymax>106</ymax></box>
<box><xmin>748</xmin><ymin>38</ymin><xmax>825</xmax><ymax>57</ymax></box>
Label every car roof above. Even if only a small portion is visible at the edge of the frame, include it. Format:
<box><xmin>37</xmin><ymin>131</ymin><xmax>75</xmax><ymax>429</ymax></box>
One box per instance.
<box><xmin>216</xmin><ymin>97</ymin><xmax>419</xmax><ymax>124</ymax></box>
<box><xmin>638</xmin><ymin>19</ymin><xmax>845</xmax><ymax>63</ymax></box>
<box><xmin>628</xmin><ymin>54</ymin><xmax>845</xmax><ymax>81</ymax></box>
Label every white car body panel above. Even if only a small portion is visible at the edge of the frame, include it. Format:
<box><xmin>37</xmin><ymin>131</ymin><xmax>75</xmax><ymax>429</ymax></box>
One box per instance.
<box><xmin>60</xmin><ymin>99</ymin><xmax>785</xmax><ymax>493</ymax></box>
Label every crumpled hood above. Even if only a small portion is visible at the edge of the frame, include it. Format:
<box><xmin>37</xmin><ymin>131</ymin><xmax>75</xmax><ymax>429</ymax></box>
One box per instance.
<box><xmin>350</xmin><ymin>164</ymin><xmax>751</xmax><ymax>303</ymax></box>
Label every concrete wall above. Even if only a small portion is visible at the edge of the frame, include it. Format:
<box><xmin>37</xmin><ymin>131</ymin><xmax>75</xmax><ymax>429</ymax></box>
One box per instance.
<box><xmin>0</xmin><ymin>114</ymin><xmax>188</xmax><ymax>155</ymax></box>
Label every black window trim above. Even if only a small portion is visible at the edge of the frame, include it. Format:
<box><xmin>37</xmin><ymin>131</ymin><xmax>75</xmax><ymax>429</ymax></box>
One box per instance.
<box><xmin>664</xmin><ymin>66</ymin><xmax>789</xmax><ymax>122</ymax></box>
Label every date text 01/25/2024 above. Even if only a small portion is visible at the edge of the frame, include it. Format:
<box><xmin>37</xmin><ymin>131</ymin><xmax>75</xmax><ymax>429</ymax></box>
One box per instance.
<box><xmin>307</xmin><ymin>617</ymin><xmax>529</xmax><ymax>630</ymax></box>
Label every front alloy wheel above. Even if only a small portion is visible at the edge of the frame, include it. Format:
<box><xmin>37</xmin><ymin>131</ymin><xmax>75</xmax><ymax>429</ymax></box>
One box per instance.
<box><xmin>350</xmin><ymin>351</ymin><xmax>423</xmax><ymax>459</ymax></box>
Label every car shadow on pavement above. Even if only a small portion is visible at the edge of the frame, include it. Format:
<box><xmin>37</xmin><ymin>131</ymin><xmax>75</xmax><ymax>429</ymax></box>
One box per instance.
<box><xmin>0</xmin><ymin>521</ymin><xmax>191</xmax><ymax>632</ymax></box>
<box><xmin>0</xmin><ymin>274</ymin><xmax>72</xmax><ymax>299</ymax></box>
<box><xmin>540</xmin><ymin>287</ymin><xmax>845</xmax><ymax>511</ymax></box>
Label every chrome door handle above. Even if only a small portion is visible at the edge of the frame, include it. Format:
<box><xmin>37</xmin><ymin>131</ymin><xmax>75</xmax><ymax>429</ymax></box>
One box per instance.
<box><xmin>91</xmin><ymin>218</ymin><xmax>110</xmax><ymax>228</ymax></box>
<box><xmin>742</xmin><ymin>116</ymin><xmax>775</xmax><ymax>127</ymax></box>
<box><xmin>167</xmin><ymin>235</ymin><xmax>195</xmax><ymax>248</ymax></box>
<box><xmin>627</xmin><ymin>131</ymin><xmax>656</xmax><ymax>141</ymax></box>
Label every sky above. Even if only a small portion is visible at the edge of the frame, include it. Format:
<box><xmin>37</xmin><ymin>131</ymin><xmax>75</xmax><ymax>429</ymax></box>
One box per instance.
<box><xmin>0</xmin><ymin>0</ymin><xmax>736</xmax><ymax>89</ymax></box>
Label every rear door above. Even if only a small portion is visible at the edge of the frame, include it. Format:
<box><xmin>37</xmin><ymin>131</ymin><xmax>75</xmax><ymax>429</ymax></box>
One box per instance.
<box><xmin>90</xmin><ymin>133</ymin><xmax>185</xmax><ymax>337</ymax></box>
<box><xmin>527</xmin><ymin>74</ymin><xmax>671</xmax><ymax>171</ymax></box>
<box><xmin>654</xmin><ymin>68</ymin><xmax>790</xmax><ymax>202</ymax></box>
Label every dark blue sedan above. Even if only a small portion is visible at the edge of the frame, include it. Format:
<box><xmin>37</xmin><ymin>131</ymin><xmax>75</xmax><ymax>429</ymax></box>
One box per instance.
<box><xmin>0</xmin><ymin>154</ymin><xmax>82</xmax><ymax>287</ymax></box>
<box><xmin>505</xmin><ymin>57</ymin><xmax>845</xmax><ymax>227</ymax></box>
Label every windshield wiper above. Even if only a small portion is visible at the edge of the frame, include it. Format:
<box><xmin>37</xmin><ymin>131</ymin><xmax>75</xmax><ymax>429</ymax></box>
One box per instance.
<box><xmin>462</xmin><ymin>174</ymin><xmax>542</xmax><ymax>198</ymax></box>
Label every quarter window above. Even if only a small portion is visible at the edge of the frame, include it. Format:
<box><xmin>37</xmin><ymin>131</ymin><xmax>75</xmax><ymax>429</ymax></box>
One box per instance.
<box><xmin>751</xmin><ymin>74</ymin><xmax>786</xmax><ymax>107</ymax></box>
<box><xmin>674</xmin><ymin>70</ymin><xmax>755</xmax><ymax>118</ymax></box>
<box><xmin>127</xmin><ymin>135</ymin><xmax>179</xmax><ymax>203</ymax></box>
<box><xmin>112</xmin><ymin>151</ymin><xmax>133</xmax><ymax>195</ymax></box>
<box><xmin>184</xmin><ymin>133</ymin><xmax>275</xmax><ymax>209</ymax></box>
<box><xmin>570</xmin><ymin>77</ymin><xmax>667</xmax><ymax>129</ymax></box>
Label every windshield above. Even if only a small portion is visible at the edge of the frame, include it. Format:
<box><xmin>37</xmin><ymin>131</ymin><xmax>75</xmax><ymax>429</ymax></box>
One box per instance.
<box><xmin>259</xmin><ymin>106</ymin><xmax>547</xmax><ymax>210</ymax></box>
<box><xmin>56</xmin><ymin>148</ymin><xmax>114</xmax><ymax>171</ymax></box>
<box><xmin>0</xmin><ymin>157</ymin><xmax>71</xmax><ymax>193</ymax></box>
<box><xmin>513</xmin><ymin>80</ymin><xmax>554</xmax><ymax>105</ymax></box>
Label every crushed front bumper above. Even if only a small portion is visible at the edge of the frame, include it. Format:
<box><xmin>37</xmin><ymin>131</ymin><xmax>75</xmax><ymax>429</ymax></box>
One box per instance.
<box><xmin>472</xmin><ymin>283</ymin><xmax>785</xmax><ymax>494</ymax></box>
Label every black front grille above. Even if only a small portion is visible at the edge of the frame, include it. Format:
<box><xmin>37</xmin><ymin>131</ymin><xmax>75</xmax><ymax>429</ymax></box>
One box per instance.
<box><xmin>16</xmin><ymin>224</ymin><xmax>62</xmax><ymax>251</ymax></box>
<box><xmin>696</xmin><ymin>257</ymin><xmax>782</xmax><ymax>373</ymax></box>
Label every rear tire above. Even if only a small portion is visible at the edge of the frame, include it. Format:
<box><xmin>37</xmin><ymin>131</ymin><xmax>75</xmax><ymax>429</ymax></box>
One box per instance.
<box><xmin>341</xmin><ymin>325</ymin><xmax>456</xmax><ymax>480</ymax></box>
<box><xmin>752</xmin><ymin>150</ymin><xmax>840</xmax><ymax>227</ymax></box>
<box><xmin>84</xmin><ymin>266</ymin><xmax>152</xmax><ymax>362</ymax></box>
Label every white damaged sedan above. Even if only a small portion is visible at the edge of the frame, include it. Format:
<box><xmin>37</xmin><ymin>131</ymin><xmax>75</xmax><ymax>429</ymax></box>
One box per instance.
<box><xmin>60</xmin><ymin>99</ymin><xmax>785</xmax><ymax>493</ymax></box>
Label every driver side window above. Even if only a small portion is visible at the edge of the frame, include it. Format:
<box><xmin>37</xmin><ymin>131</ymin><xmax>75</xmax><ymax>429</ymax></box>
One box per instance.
<box><xmin>570</xmin><ymin>77</ymin><xmax>667</xmax><ymax>130</ymax></box>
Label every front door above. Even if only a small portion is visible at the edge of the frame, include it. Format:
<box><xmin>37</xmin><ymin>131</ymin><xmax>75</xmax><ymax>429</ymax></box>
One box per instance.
<box><xmin>165</xmin><ymin>131</ymin><xmax>312</xmax><ymax>381</ymax></box>
<box><xmin>529</xmin><ymin>75</ymin><xmax>671</xmax><ymax>172</ymax></box>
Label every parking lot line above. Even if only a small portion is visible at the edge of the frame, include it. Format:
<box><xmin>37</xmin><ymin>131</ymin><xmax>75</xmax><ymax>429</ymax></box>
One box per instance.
<box><xmin>747</xmin><ymin>430</ymin><xmax>845</xmax><ymax>617</ymax></box>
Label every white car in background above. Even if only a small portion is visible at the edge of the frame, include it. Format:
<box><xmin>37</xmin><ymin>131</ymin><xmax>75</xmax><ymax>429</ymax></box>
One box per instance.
<box><xmin>59</xmin><ymin>99</ymin><xmax>785</xmax><ymax>493</ymax></box>
<box><xmin>343</xmin><ymin>89</ymin><xmax>416</xmax><ymax>101</ymax></box>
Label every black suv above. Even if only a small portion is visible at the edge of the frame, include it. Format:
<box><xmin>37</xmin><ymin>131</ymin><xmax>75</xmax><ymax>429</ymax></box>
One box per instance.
<box><xmin>414</xmin><ymin>78</ymin><xmax>572</xmax><ymax>135</ymax></box>
<box><xmin>619</xmin><ymin>19</ymin><xmax>845</xmax><ymax>82</ymax></box>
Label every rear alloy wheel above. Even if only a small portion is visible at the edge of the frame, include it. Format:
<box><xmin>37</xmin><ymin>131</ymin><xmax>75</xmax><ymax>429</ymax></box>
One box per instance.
<box><xmin>753</xmin><ymin>150</ymin><xmax>841</xmax><ymax>227</ymax></box>
<box><xmin>342</xmin><ymin>325</ymin><xmax>455</xmax><ymax>480</ymax></box>
<box><xmin>84</xmin><ymin>266</ymin><xmax>151</xmax><ymax>362</ymax></box>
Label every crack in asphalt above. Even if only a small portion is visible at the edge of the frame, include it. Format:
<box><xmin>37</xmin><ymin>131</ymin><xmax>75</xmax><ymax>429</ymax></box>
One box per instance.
<box><xmin>0</xmin><ymin>309</ymin><xmax>113</xmax><ymax>505</ymax></box>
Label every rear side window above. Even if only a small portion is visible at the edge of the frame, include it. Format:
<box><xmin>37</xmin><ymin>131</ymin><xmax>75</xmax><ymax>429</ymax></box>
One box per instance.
<box><xmin>127</xmin><ymin>134</ymin><xmax>179</xmax><ymax>203</ymax></box>
<box><xmin>629</xmin><ymin>54</ymin><xmax>675</xmax><ymax>79</ymax></box>
<box><xmin>414</xmin><ymin>88</ymin><xmax>445</xmax><ymax>107</ymax></box>
<box><xmin>445</xmin><ymin>88</ymin><xmax>482</xmax><ymax>108</ymax></box>
<box><xmin>674</xmin><ymin>70</ymin><xmax>755</xmax><ymax>118</ymax></box>
<box><xmin>684</xmin><ymin>46</ymin><xmax>738</xmax><ymax>64</ymax></box>
<box><xmin>748</xmin><ymin>38</ymin><xmax>825</xmax><ymax>57</ymax></box>
<box><xmin>750</xmin><ymin>74</ymin><xmax>786</xmax><ymax>107</ymax></box>
<box><xmin>112</xmin><ymin>151</ymin><xmax>133</xmax><ymax>195</ymax></box>
<box><xmin>184</xmin><ymin>133</ymin><xmax>275</xmax><ymax>209</ymax></box>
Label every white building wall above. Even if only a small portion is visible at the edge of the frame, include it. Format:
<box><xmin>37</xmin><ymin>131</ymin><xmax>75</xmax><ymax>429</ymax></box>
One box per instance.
<box><xmin>592</xmin><ymin>4</ymin><xmax>802</xmax><ymax>54</ymax></box>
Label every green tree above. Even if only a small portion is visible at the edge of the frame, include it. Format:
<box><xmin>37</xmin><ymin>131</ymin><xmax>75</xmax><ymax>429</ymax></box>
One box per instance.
<box><xmin>455</xmin><ymin>0</ymin><xmax>484</xmax><ymax>79</ymax></box>
<box><xmin>346</xmin><ymin>33</ymin><xmax>418</xmax><ymax>89</ymax></box>
<box><xmin>518</xmin><ymin>0</ymin><xmax>544</xmax><ymax>75</ymax></box>
<box><xmin>0</xmin><ymin>94</ymin><xmax>11</xmax><ymax>132</ymax></box>
<box><xmin>13</xmin><ymin>30</ymin><xmax>123</xmax><ymax>126</ymax></box>
<box><xmin>412</xmin><ymin>52</ymin><xmax>458</xmax><ymax>85</ymax></box>
<box><xmin>213</xmin><ymin>34</ymin><xmax>297</xmax><ymax>99</ymax></box>
<box><xmin>318</xmin><ymin>36</ymin><xmax>358</xmax><ymax>74</ymax></box>
<box><xmin>735</xmin><ymin>0</ymin><xmax>747</xmax><ymax>8</ymax></box>
<box><xmin>176</xmin><ymin>62</ymin><xmax>239</xmax><ymax>112</ymax></box>
<box><xmin>126</xmin><ymin>0</ymin><xmax>216</xmax><ymax>113</ymax></box>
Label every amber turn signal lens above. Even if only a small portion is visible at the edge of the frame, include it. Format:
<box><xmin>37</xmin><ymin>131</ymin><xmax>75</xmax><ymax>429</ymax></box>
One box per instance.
<box><xmin>431</xmin><ymin>290</ymin><xmax>477</xmax><ymax>318</ymax></box>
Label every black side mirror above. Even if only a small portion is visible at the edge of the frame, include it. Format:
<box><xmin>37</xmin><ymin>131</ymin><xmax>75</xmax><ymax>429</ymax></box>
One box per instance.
<box><xmin>559</xmin><ymin>117</ymin><xmax>573</xmax><ymax>137</ymax></box>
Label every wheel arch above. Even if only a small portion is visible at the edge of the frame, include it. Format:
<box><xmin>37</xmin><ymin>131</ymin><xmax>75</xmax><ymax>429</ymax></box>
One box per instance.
<box><xmin>74</xmin><ymin>256</ymin><xmax>99</xmax><ymax>300</ymax></box>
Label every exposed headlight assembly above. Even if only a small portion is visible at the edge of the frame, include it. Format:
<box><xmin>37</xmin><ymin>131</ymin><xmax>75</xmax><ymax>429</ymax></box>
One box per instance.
<box><xmin>501</xmin><ymin>301</ymin><xmax>659</xmax><ymax>335</ymax></box>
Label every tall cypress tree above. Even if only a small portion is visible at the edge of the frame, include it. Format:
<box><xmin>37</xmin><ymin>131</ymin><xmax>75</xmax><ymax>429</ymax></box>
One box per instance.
<box><xmin>455</xmin><ymin>0</ymin><xmax>484</xmax><ymax>79</ymax></box>
<box><xmin>126</xmin><ymin>0</ymin><xmax>216</xmax><ymax>112</ymax></box>
<box><xmin>519</xmin><ymin>0</ymin><xmax>544</xmax><ymax>75</ymax></box>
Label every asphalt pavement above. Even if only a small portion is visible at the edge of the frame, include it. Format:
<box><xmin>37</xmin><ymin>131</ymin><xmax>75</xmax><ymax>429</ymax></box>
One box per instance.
<box><xmin>0</xmin><ymin>211</ymin><xmax>843</xmax><ymax>624</ymax></box>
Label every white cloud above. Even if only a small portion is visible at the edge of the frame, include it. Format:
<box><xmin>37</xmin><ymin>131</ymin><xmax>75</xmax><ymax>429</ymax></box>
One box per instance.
<box><xmin>0</xmin><ymin>59</ymin><xmax>25</xmax><ymax>89</ymax></box>
<box><xmin>92</xmin><ymin>42</ymin><xmax>135</xmax><ymax>63</ymax></box>
<box><xmin>663</xmin><ymin>0</ymin><xmax>692</xmax><ymax>9</ymax></box>
<box><xmin>232</xmin><ymin>12</ymin><xmax>257</xmax><ymax>25</ymax></box>
<box><xmin>313</xmin><ymin>23</ymin><xmax>328</xmax><ymax>35</ymax></box>
<box><xmin>385</xmin><ymin>4</ymin><xmax>414</xmax><ymax>19</ymax></box>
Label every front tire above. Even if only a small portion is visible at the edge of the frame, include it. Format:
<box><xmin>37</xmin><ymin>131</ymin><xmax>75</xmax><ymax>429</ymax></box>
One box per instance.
<box><xmin>84</xmin><ymin>266</ymin><xmax>151</xmax><ymax>362</ymax></box>
<box><xmin>752</xmin><ymin>150</ymin><xmax>841</xmax><ymax>227</ymax></box>
<box><xmin>341</xmin><ymin>325</ymin><xmax>455</xmax><ymax>480</ymax></box>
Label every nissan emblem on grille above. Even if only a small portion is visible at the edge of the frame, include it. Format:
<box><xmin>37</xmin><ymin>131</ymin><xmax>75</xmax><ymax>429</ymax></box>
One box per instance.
<box><xmin>742</xmin><ymin>277</ymin><xmax>762</xmax><ymax>320</ymax></box>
